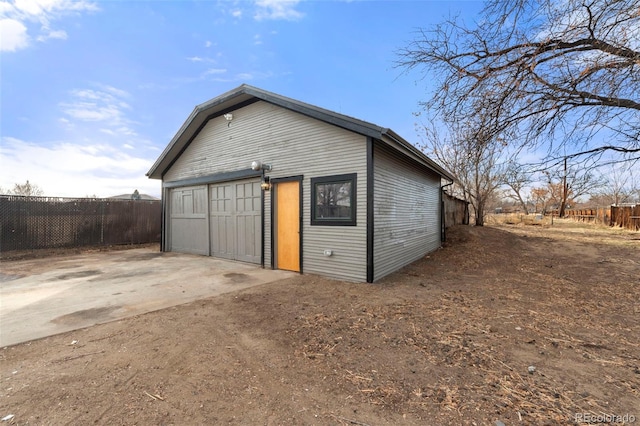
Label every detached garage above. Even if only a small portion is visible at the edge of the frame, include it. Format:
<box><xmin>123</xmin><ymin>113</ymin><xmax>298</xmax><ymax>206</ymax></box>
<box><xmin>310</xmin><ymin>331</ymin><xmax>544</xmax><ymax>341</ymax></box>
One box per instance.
<box><xmin>147</xmin><ymin>85</ymin><xmax>453</xmax><ymax>282</ymax></box>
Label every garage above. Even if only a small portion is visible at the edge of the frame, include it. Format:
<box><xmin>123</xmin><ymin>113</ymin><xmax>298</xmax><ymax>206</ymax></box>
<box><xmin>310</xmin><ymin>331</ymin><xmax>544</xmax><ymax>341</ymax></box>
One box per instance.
<box><xmin>150</xmin><ymin>85</ymin><xmax>454</xmax><ymax>282</ymax></box>
<box><xmin>168</xmin><ymin>178</ymin><xmax>262</xmax><ymax>264</ymax></box>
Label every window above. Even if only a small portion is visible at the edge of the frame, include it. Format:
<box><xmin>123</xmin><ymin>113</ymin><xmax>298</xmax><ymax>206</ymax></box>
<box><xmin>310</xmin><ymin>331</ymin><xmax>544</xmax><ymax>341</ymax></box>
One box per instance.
<box><xmin>311</xmin><ymin>173</ymin><xmax>357</xmax><ymax>226</ymax></box>
<box><xmin>171</xmin><ymin>187</ymin><xmax>206</xmax><ymax>217</ymax></box>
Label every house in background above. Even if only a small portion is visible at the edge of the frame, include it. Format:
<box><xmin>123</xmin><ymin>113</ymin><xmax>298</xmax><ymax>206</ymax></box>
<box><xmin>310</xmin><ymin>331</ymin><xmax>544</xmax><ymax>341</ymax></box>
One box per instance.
<box><xmin>147</xmin><ymin>85</ymin><xmax>453</xmax><ymax>282</ymax></box>
<box><xmin>109</xmin><ymin>191</ymin><xmax>159</xmax><ymax>201</ymax></box>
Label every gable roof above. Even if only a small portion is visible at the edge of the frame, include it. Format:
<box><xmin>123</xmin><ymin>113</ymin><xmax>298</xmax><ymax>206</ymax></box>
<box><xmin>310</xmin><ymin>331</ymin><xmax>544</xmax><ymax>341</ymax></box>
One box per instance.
<box><xmin>146</xmin><ymin>84</ymin><xmax>453</xmax><ymax>181</ymax></box>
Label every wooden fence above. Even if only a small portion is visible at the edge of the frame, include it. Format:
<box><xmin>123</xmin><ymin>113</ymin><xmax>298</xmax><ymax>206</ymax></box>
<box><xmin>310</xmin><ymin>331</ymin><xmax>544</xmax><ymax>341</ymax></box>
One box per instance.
<box><xmin>566</xmin><ymin>205</ymin><xmax>639</xmax><ymax>230</ymax></box>
<box><xmin>443</xmin><ymin>193</ymin><xmax>470</xmax><ymax>227</ymax></box>
<box><xmin>0</xmin><ymin>195</ymin><xmax>161</xmax><ymax>252</ymax></box>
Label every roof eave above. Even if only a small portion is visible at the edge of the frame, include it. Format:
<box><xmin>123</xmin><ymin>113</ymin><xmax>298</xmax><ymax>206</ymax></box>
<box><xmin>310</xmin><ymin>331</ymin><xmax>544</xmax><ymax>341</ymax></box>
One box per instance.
<box><xmin>381</xmin><ymin>129</ymin><xmax>454</xmax><ymax>182</ymax></box>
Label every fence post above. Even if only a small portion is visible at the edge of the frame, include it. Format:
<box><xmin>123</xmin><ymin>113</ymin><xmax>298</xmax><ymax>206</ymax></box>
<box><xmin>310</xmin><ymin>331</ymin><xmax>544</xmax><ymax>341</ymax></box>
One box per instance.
<box><xmin>100</xmin><ymin>201</ymin><xmax>105</xmax><ymax>245</ymax></box>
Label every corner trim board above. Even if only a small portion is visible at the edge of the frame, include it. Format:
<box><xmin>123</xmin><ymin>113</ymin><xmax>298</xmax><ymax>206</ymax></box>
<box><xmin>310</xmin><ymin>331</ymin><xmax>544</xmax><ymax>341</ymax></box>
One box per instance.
<box><xmin>261</xmin><ymin>171</ymin><xmax>265</xmax><ymax>268</ymax></box>
<box><xmin>366</xmin><ymin>137</ymin><xmax>374</xmax><ymax>283</ymax></box>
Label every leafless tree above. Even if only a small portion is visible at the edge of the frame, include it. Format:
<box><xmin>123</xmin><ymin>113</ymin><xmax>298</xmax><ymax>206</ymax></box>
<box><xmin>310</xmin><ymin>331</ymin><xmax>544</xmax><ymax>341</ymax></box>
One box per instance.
<box><xmin>10</xmin><ymin>180</ymin><xmax>44</xmax><ymax>196</ymax></box>
<box><xmin>502</xmin><ymin>161</ymin><xmax>533</xmax><ymax>214</ymax></box>
<box><xmin>421</xmin><ymin>120</ymin><xmax>506</xmax><ymax>226</ymax></box>
<box><xmin>542</xmin><ymin>163</ymin><xmax>603</xmax><ymax>214</ymax></box>
<box><xmin>589</xmin><ymin>162</ymin><xmax>638</xmax><ymax>205</ymax></box>
<box><xmin>397</xmin><ymin>0</ymin><xmax>640</xmax><ymax>166</ymax></box>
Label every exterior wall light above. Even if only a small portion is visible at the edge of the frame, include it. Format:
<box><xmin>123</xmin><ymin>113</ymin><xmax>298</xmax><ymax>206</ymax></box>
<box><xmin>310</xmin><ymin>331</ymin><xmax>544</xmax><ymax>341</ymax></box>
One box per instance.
<box><xmin>251</xmin><ymin>161</ymin><xmax>272</xmax><ymax>171</ymax></box>
<box><xmin>261</xmin><ymin>176</ymin><xmax>271</xmax><ymax>191</ymax></box>
<box><xmin>223</xmin><ymin>113</ymin><xmax>233</xmax><ymax>121</ymax></box>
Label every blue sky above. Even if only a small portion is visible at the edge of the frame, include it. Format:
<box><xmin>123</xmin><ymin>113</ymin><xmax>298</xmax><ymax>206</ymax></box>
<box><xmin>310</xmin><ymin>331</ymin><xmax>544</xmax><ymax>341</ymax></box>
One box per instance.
<box><xmin>1</xmin><ymin>0</ymin><xmax>484</xmax><ymax>198</ymax></box>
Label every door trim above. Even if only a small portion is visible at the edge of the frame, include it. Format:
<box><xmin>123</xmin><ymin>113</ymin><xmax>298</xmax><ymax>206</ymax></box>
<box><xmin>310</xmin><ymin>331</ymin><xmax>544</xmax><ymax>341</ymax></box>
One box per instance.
<box><xmin>270</xmin><ymin>175</ymin><xmax>303</xmax><ymax>273</ymax></box>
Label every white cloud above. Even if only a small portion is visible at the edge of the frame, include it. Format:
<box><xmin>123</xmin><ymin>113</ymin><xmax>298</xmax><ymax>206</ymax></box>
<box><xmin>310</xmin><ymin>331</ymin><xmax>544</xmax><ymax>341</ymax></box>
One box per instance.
<box><xmin>0</xmin><ymin>18</ymin><xmax>29</xmax><ymax>51</ymax></box>
<box><xmin>100</xmin><ymin>84</ymin><xmax>130</xmax><ymax>99</ymax></box>
<box><xmin>186</xmin><ymin>56</ymin><xmax>217</xmax><ymax>63</ymax></box>
<box><xmin>1</xmin><ymin>81</ymin><xmax>159</xmax><ymax>197</ymax></box>
<box><xmin>10</xmin><ymin>0</ymin><xmax>99</xmax><ymax>17</ymax></box>
<box><xmin>0</xmin><ymin>137</ymin><xmax>160</xmax><ymax>198</ymax></box>
<box><xmin>60</xmin><ymin>87</ymin><xmax>133</xmax><ymax>127</ymax></box>
<box><xmin>0</xmin><ymin>0</ymin><xmax>98</xmax><ymax>51</ymax></box>
<box><xmin>57</xmin><ymin>85</ymin><xmax>143</xmax><ymax>148</ymax></box>
<box><xmin>254</xmin><ymin>0</ymin><xmax>304</xmax><ymax>21</ymax></box>
<box><xmin>231</xmin><ymin>9</ymin><xmax>242</xmax><ymax>18</ymax></box>
<box><xmin>63</xmin><ymin>104</ymin><xmax>121</xmax><ymax>121</ymax></box>
<box><xmin>175</xmin><ymin>67</ymin><xmax>229</xmax><ymax>84</ymax></box>
<box><xmin>36</xmin><ymin>28</ymin><xmax>67</xmax><ymax>41</ymax></box>
<box><xmin>205</xmin><ymin>40</ymin><xmax>212</xmax><ymax>48</ymax></box>
<box><xmin>203</xmin><ymin>68</ymin><xmax>226</xmax><ymax>76</ymax></box>
<box><xmin>208</xmin><ymin>70</ymin><xmax>276</xmax><ymax>83</ymax></box>
<box><xmin>254</xmin><ymin>34</ymin><xmax>262</xmax><ymax>45</ymax></box>
<box><xmin>237</xmin><ymin>72</ymin><xmax>255</xmax><ymax>80</ymax></box>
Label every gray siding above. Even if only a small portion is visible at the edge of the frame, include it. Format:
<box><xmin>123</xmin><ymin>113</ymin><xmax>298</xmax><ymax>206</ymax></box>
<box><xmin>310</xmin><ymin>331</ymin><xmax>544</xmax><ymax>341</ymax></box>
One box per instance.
<box><xmin>164</xmin><ymin>101</ymin><xmax>368</xmax><ymax>282</ymax></box>
<box><xmin>373</xmin><ymin>143</ymin><xmax>441</xmax><ymax>281</ymax></box>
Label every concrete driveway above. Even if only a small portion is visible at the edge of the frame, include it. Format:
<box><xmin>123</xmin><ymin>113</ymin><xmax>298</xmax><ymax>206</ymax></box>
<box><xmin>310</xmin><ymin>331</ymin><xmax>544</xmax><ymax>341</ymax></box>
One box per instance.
<box><xmin>0</xmin><ymin>248</ymin><xmax>294</xmax><ymax>347</ymax></box>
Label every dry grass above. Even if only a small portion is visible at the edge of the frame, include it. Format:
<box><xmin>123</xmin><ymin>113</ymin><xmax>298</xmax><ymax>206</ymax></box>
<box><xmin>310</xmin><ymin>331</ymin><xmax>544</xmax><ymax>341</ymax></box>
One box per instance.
<box><xmin>487</xmin><ymin>214</ymin><xmax>640</xmax><ymax>247</ymax></box>
<box><xmin>486</xmin><ymin>212</ymin><xmax>554</xmax><ymax>227</ymax></box>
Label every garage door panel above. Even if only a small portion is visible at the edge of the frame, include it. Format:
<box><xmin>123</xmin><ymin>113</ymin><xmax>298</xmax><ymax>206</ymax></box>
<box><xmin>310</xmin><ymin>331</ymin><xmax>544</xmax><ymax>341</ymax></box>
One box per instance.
<box><xmin>210</xmin><ymin>179</ymin><xmax>261</xmax><ymax>264</ymax></box>
<box><xmin>210</xmin><ymin>215</ymin><xmax>234</xmax><ymax>260</ymax></box>
<box><xmin>169</xmin><ymin>186</ymin><xmax>208</xmax><ymax>255</ymax></box>
<box><xmin>236</xmin><ymin>214</ymin><xmax>260</xmax><ymax>263</ymax></box>
<box><xmin>236</xmin><ymin>216</ymin><xmax>248</xmax><ymax>259</ymax></box>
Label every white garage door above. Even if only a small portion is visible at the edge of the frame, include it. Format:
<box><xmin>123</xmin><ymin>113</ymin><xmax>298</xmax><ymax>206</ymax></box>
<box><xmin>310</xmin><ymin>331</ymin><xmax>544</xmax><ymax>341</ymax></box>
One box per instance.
<box><xmin>209</xmin><ymin>179</ymin><xmax>261</xmax><ymax>264</ymax></box>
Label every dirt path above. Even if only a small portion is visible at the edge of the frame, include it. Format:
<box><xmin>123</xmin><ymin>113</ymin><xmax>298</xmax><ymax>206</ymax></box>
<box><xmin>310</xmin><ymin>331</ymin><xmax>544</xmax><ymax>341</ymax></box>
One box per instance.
<box><xmin>1</xmin><ymin>220</ymin><xmax>639</xmax><ymax>425</ymax></box>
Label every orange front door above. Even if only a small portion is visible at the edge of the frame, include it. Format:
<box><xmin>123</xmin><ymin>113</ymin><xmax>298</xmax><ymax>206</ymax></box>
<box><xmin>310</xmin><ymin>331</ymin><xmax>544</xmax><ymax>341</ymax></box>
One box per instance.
<box><xmin>276</xmin><ymin>180</ymin><xmax>300</xmax><ymax>272</ymax></box>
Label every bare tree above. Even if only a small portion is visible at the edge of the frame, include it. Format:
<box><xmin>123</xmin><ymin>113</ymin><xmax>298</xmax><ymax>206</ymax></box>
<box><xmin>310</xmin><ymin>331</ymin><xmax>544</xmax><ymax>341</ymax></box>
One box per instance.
<box><xmin>10</xmin><ymin>180</ymin><xmax>44</xmax><ymax>196</ymax></box>
<box><xmin>397</xmin><ymin>0</ymin><xmax>640</xmax><ymax>166</ymax></box>
<box><xmin>590</xmin><ymin>162</ymin><xmax>638</xmax><ymax>205</ymax></box>
<box><xmin>502</xmin><ymin>161</ymin><xmax>532</xmax><ymax>214</ymax></box>
<box><xmin>541</xmin><ymin>163</ymin><xmax>603</xmax><ymax>214</ymax></box>
<box><xmin>422</xmin><ymin>121</ymin><xmax>506</xmax><ymax>226</ymax></box>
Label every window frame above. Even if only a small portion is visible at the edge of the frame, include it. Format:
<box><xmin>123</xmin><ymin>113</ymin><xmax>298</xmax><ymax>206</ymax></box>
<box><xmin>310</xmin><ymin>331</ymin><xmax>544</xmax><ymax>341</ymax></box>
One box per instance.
<box><xmin>310</xmin><ymin>173</ymin><xmax>357</xmax><ymax>226</ymax></box>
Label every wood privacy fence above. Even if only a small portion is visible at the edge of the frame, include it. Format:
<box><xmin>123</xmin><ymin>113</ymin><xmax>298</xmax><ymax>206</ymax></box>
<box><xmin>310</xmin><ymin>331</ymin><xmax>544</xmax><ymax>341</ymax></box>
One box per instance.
<box><xmin>0</xmin><ymin>195</ymin><xmax>161</xmax><ymax>252</ymax></box>
<box><xmin>566</xmin><ymin>205</ymin><xmax>640</xmax><ymax>230</ymax></box>
<box><xmin>443</xmin><ymin>193</ymin><xmax>470</xmax><ymax>227</ymax></box>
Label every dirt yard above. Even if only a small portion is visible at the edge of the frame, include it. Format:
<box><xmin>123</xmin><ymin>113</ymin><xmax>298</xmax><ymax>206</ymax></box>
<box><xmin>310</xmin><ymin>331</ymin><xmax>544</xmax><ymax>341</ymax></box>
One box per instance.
<box><xmin>1</xmin><ymin>219</ymin><xmax>639</xmax><ymax>425</ymax></box>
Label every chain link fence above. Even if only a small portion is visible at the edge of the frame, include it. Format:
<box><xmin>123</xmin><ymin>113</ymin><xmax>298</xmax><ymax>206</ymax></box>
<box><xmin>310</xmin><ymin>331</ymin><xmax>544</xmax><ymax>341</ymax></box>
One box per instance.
<box><xmin>0</xmin><ymin>195</ymin><xmax>161</xmax><ymax>252</ymax></box>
